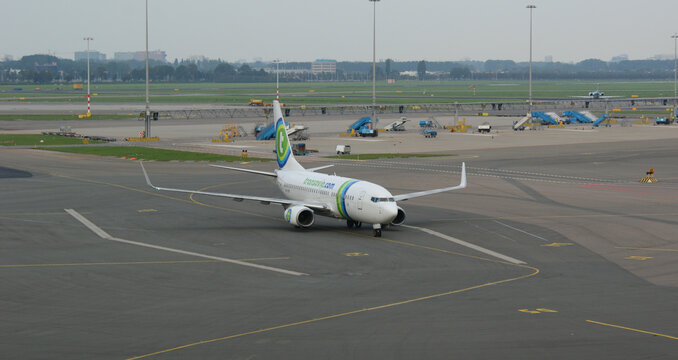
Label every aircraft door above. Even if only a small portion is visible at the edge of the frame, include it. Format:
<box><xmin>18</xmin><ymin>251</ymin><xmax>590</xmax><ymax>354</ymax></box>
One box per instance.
<box><xmin>357</xmin><ymin>191</ymin><xmax>366</xmax><ymax>211</ymax></box>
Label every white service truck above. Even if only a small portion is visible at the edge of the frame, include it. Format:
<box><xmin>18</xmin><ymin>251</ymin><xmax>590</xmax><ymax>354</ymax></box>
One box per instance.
<box><xmin>336</xmin><ymin>144</ymin><xmax>351</xmax><ymax>155</ymax></box>
<box><xmin>478</xmin><ymin>123</ymin><xmax>492</xmax><ymax>133</ymax></box>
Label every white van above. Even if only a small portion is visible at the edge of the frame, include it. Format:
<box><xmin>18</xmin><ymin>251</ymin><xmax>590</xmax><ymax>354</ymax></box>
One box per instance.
<box><xmin>335</xmin><ymin>144</ymin><xmax>351</xmax><ymax>155</ymax></box>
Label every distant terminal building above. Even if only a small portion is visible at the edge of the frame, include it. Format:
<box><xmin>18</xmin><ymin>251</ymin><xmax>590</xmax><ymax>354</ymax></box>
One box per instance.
<box><xmin>74</xmin><ymin>51</ymin><xmax>106</xmax><ymax>61</ymax></box>
<box><xmin>311</xmin><ymin>59</ymin><xmax>336</xmax><ymax>75</ymax></box>
<box><xmin>610</xmin><ymin>54</ymin><xmax>629</xmax><ymax>63</ymax></box>
<box><xmin>114</xmin><ymin>50</ymin><xmax>167</xmax><ymax>62</ymax></box>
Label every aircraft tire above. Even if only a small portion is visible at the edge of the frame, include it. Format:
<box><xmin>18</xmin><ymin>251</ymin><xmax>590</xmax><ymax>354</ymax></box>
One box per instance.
<box><xmin>374</xmin><ymin>229</ymin><xmax>382</xmax><ymax>237</ymax></box>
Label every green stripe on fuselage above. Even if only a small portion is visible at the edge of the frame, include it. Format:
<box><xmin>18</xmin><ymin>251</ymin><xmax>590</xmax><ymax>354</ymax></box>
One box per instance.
<box><xmin>335</xmin><ymin>180</ymin><xmax>352</xmax><ymax>219</ymax></box>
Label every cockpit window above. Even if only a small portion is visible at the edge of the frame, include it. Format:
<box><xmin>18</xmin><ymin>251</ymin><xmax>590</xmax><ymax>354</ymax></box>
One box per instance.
<box><xmin>371</xmin><ymin>197</ymin><xmax>396</xmax><ymax>203</ymax></box>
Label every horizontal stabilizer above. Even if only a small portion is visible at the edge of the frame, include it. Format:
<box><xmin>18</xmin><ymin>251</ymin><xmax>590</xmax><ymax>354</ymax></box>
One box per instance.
<box><xmin>306</xmin><ymin>164</ymin><xmax>334</xmax><ymax>172</ymax></box>
<box><xmin>209</xmin><ymin>164</ymin><xmax>277</xmax><ymax>177</ymax></box>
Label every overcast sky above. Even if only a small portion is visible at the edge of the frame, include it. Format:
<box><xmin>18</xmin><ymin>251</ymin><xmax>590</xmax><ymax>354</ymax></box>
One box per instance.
<box><xmin>2</xmin><ymin>0</ymin><xmax>677</xmax><ymax>63</ymax></box>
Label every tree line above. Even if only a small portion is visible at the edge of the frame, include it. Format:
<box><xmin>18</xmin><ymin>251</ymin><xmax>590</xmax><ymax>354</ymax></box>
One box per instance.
<box><xmin>1</xmin><ymin>54</ymin><xmax>676</xmax><ymax>84</ymax></box>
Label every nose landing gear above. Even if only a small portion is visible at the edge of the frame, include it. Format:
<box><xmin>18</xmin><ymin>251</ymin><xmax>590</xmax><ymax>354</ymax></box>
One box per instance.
<box><xmin>372</xmin><ymin>223</ymin><xmax>382</xmax><ymax>237</ymax></box>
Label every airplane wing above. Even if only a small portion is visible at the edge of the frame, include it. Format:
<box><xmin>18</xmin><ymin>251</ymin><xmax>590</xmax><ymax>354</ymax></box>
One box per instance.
<box><xmin>140</xmin><ymin>162</ymin><xmax>326</xmax><ymax>210</ymax></box>
<box><xmin>393</xmin><ymin>162</ymin><xmax>466</xmax><ymax>201</ymax></box>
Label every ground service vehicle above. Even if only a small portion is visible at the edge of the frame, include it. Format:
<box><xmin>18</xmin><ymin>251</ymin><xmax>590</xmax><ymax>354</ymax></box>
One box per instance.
<box><xmin>336</xmin><ymin>145</ymin><xmax>351</xmax><ymax>155</ymax></box>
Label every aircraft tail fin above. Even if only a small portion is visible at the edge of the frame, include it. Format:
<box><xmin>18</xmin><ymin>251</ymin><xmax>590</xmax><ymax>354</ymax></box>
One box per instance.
<box><xmin>274</xmin><ymin>100</ymin><xmax>305</xmax><ymax>171</ymax></box>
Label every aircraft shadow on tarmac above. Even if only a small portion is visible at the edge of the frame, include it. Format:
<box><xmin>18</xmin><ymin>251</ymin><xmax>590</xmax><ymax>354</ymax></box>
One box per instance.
<box><xmin>0</xmin><ymin>166</ymin><xmax>32</xmax><ymax>179</ymax></box>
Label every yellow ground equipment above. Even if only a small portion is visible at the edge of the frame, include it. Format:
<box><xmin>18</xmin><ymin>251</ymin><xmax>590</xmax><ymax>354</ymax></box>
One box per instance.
<box><xmin>636</xmin><ymin>116</ymin><xmax>651</xmax><ymax>125</ymax></box>
<box><xmin>445</xmin><ymin>118</ymin><xmax>471</xmax><ymax>133</ymax></box>
<box><xmin>640</xmin><ymin>168</ymin><xmax>658</xmax><ymax>183</ymax></box>
<box><xmin>212</xmin><ymin>124</ymin><xmax>246</xmax><ymax>142</ymax></box>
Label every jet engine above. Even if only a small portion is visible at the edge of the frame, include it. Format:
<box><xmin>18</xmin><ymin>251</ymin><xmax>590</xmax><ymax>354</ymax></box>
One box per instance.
<box><xmin>284</xmin><ymin>206</ymin><xmax>314</xmax><ymax>228</ymax></box>
<box><xmin>390</xmin><ymin>206</ymin><xmax>406</xmax><ymax>226</ymax></box>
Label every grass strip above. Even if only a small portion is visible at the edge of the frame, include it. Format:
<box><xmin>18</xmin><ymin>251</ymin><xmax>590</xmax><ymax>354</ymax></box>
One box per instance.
<box><xmin>37</xmin><ymin>146</ymin><xmax>272</xmax><ymax>162</ymax></box>
<box><xmin>0</xmin><ymin>134</ymin><xmax>104</xmax><ymax>146</ymax></box>
<box><xmin>0</xmin><ymin>114</ymin><xmax>135</xmax><ymax>121</ymax></box>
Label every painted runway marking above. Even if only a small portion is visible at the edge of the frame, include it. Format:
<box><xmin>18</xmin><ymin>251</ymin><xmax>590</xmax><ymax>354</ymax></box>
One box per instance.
<box><xmin>582</xmin><ymin>184</ymin><xmax>678</xmax><ymax>198</ymax></box>
<box><xmin>624</xmin><ymin>256</ymin><xmax>654</xmax><ymax>261</ymax></box>
<box><xmin>402</xmin><ymin>225</ymin><xmax>526</xmax><ymax>265</ymax></box>
<box><xmin>337</xmin><ymin>162</ymin><xmax>616</xmax><ymax>185</ymax></box>
<box><xmin>541</xmin><ymin>242</ymin><xmax>573</xmax><ymax>247</ymax></box>
<box><xmin>342</xmin><ymin>138</ymin><xmax>384</xmax><ymax>142</ymax></box>
<box><xmin>0</xmin><ymin>258</ymin><xmax>291</xmax><ymax>269</ymax></box>
<box><xmin>519</xmin><ymin>308</ymin><xmax>558</xmax><ymax>314</ymax></box>
<box><xmin>586</xmin><ymin>320</ymin><xmax>678</xmax><ymax>341</ymax></box>
<box><xmin>616</xmin><ymin>246</ymin><xmax>678</xmax><ymax>252</ymax></box>
<box><xmin>137</xmin><ymin>209</ymin><xmax>158</xmax><ymax>213</ymax></box>
<box><xmin>127</xmin><ymin>261</ymin><xmax>539</xmax><ymax>359</ymax></box>
<box><xmin>492</xmin><ymin>220</ymin><xmax>549</xmax><ymax>242</ymax></box>
<box><xmin>64</xmin><ymin>209</ymin><xmax>307</xmax><ymax>277</ymax></box>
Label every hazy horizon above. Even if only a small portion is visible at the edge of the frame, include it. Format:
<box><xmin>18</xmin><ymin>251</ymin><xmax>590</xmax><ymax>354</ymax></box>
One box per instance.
<box><xmin>2</xmin><ymin>0</ymin><xmax>677</xmax><ymax>63</ymax></box>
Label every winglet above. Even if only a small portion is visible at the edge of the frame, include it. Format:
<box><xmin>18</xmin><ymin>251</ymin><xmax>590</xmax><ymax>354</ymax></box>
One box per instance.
<box><xmin>139</xmin><ymin>161</ymin><xmax>159</xmax><ymax>190</ymax></box>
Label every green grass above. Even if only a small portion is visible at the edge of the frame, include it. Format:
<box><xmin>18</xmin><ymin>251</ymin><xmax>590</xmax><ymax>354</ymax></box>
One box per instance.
<box><xmin>0</xmin><ymin>134</ymin><xmax>103</xmax><ymax>146</ymax></box>
<box><xmin>325</xmin><ymin>153</ymin><xmax>454</xmax><ymax>160</ymax></box>
<box><xmin>0</xmin><ymin>114</ymin><xmax>135</xmax><ymax>121</ymax></box>
<box><xmin>2</xmin><ymin>80</ymin><xmax>676</xmax><ymax>105</ymax></box>
<box><xmin>38</xmin><ymin>146</ymin><xmax>273</xmax><ymax>162</ymax></box>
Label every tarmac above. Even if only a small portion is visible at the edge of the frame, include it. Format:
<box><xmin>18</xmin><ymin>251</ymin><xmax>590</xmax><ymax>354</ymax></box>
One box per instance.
<box><xmin>2</xmin><ymin>111</ymin><xmax>678</xmax><ymax>359</ymax></box>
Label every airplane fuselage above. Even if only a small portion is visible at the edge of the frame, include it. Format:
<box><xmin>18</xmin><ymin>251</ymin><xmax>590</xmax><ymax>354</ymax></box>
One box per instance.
<box><xmin>276</xmin><ymin>170</ymin><xmax>398</xmax><ymax>225</ymax></box>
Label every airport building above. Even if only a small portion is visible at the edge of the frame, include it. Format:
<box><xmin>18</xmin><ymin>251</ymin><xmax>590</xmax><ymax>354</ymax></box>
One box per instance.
<box><xmin>311</xmin><ymin>59</ymin><xmax>336</xmax><ymax>75</ymax></box>
<box><xmin>113</xmin><ymin>50</ymin><xmax>167</xmax><ymax>62</ymax></box>
<box><xmin>74</xmin><ymin>51</ymin><xmax>106</xmax><ymax>62</ymax></box>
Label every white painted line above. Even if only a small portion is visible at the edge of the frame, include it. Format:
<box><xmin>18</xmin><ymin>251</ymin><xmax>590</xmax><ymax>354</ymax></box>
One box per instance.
<box><xmin>550</xmin><ymin>129</ymin><xmax>597</xmax><ymax>133</ymax></box>
<box><xmin>342</xmin><ymin>138</ymin><xmax>384</xmax><ymax>142</ymax></box>
<box><xmin>64</xmin><ymin>209</ymin><xmax>307</xmax><ymax>276</ymax></box>
<box><xmin>64</xmin><ymin>209</ymin><xmax>112</xmax><ymax>239</ymax></box>
<box><xmin>492</xmin><ymin>220</ymin><xmax>550</xmax><ymax>242</ymax></box>
<box><xmin>451</xmin><ymin>133</ymin><xmax>494</xmax><ymax>137</ymax></box>
<box><xmin>402</xmin><ymin>224</ymin><xmax>526</xmax><ymax>265</ymax></box>
<box><xmin>190</xmin><ymin>143</ymin><xmax>255</xmax><ymax>148</ymax></box>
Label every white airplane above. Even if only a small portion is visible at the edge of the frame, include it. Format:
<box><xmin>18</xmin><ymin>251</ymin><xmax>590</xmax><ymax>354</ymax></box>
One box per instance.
<box><xmin>140</xmin><ymin>100</ymin><xmax>466</xmax><ymax>237</ymax></box>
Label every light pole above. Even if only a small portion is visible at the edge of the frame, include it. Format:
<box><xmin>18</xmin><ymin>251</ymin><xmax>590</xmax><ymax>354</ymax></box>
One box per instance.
<box><xmin>369</xmin><ymin>0</ymin><xmax>380</xmax><ymax>124</ymax></box>
<box><xmin>273</xmin><ymin>59</ymin><xmax>281</xmax><ymax>101</ymax></box>
<box><xmin>527</xmin><ymin>4</ymin><xmax>536</xmax><ymax>117</ymax></box>
<box><xmin>83</xmin><ymin>36</ymin><xmax>93</xmax><ymax>115</ymax></box>
<box><xmin>672</xmin><ymin>33</ymin><xmax>677</xmax><ymax>120</ymax></box>
<box><xmin>144</xmin><ymin>0</ymin><xmax>150</xmax><ymax>138</ymax></box>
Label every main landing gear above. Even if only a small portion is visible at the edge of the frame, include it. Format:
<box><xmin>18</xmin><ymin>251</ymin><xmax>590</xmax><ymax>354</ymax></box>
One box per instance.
<box><xmin>346</xmin><ymin>220</ymin><xmax>362</xmax><ymax>229</ymax></box>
